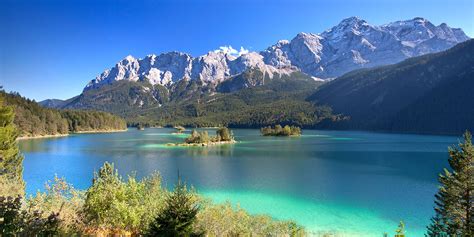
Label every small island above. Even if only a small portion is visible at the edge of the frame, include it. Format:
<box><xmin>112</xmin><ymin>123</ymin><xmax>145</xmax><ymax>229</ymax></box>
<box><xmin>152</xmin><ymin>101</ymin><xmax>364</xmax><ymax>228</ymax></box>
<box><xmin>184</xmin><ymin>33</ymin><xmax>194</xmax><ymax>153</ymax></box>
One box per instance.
<box><xmin>168</xmin><ymin>127</ymin><xmax>236</xmax><ymax>146</ymax></box>
<box><xmin>260</xmin><ymin>124</ymin><xmax>302</xmax><ymax>136</ymax></box>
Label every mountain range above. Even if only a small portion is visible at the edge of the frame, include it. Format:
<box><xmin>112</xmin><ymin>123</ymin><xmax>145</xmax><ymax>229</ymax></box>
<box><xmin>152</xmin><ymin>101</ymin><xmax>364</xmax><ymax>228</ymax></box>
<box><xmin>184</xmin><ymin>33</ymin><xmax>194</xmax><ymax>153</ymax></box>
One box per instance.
<box><xmin>40</xmin><ymin>16</ymin><xmax>472</xmax><ymax>134</ymax></box>
<box><xmin>79</xmin><ymin>16</ymin><xmax>468</xmax><ymax>91</ymax></box>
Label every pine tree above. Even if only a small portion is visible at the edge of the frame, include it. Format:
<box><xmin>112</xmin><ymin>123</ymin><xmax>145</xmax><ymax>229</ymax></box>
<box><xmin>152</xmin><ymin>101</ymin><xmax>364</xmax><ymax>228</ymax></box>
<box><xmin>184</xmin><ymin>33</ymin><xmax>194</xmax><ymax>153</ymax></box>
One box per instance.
<box><xmin>147</xmin><ymin>177</ymin><xmax>201</xmax><ymax>237</ymax></box>
<box><xmin>0</xmin><ymin>95</ymin><xmax>24</xmax><ymax>196</ymax></box>
<box><xmin>427</xmin><ymin>131</ymin><xmax>473</xmax><ymax>236</ymax></box>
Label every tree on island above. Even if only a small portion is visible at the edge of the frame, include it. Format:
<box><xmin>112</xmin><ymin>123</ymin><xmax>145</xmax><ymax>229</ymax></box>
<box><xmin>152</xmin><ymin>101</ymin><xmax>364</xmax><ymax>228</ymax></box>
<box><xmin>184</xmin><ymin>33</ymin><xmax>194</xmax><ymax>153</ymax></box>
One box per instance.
<box><xmin>426</xmin><ymin>131</ymin><xmax>473</xmax><ymax>236</ymax></box>
<box><xmin>147</xmin><ymin>177</ymin><xmax>201</xmax><ymax>237</ymax></box>
<box><xmin>260</xmin><ymin>124</ymin><xmax>301</xmax><ymax>136</ymax></box>
<box><xmin>184</xmin><ymin>128</ymin><xmax>234</xmax><ymax>144</ymax></box>
<box><xmin>215</xmin><ymin>127</ymin><xmax>233</xmax><ymax>142</ymax></box>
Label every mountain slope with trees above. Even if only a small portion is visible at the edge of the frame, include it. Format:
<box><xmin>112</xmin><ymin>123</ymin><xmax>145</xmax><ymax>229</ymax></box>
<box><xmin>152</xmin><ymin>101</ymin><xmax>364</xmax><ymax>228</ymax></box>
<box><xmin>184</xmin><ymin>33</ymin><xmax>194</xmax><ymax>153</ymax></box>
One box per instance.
<box><xmin>1</xmin><ymin>91</ymin><xmax>127</xmax><ymax>137</ymax></box>
<box><xmin>51</xmin><ymin>70</ymin><xmax>343</xmax><ymax>128</ymax></box>
<box><xmin>309</xmin><ymin>39</ymin><xmax>474</xmax><ymax>134</ymax></box>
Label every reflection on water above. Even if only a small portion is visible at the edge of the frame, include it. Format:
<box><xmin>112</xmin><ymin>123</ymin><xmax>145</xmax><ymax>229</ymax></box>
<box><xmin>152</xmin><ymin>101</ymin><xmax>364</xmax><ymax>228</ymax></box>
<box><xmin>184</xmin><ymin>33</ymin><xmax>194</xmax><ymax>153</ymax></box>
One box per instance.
<box><xmin>19</xmin><ymin>128</ymin><xmax>456</xmax><ymax>236</ymax></box>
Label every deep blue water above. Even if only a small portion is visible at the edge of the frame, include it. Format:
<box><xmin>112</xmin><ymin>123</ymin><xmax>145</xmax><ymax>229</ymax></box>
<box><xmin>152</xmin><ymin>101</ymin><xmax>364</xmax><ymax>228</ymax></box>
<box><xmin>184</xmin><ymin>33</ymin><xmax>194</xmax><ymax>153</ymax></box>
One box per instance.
<box><xmin>19</xmin><ymin>128</ymin><xmax>458</xmax><ymax>236</ymax></box>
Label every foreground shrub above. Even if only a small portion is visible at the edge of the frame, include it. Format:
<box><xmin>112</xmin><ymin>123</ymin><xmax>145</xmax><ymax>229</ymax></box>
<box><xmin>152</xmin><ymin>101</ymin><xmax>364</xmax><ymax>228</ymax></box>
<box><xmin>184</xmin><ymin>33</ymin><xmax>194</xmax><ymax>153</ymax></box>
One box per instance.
<box><xmin>147</xmin><ymin>178</ymin><xmax>202</xmax><ymax>236</ymax></box>
<box><xmin>27</xmin><ymin>176</ymin><xmax>85</xmax><ymax>234</ymax></box>
<box><xmin>83</xmin><ymin>162</ymin><xmax>165</xmax><ymax>235</ymax></box>
<box><xmin>195</xmin><ymin>202</ymin><xmax>305</xmax><ymax>236</ymax></box>
<box><xmin>0</xmin><ymin>196</ymin><xmax>61</xmax><ymax>236</ymax></box>
<box><xmin>2</xmin><ymin>162</ymin><xmax>306</xmax><ymax>236</ymax></box>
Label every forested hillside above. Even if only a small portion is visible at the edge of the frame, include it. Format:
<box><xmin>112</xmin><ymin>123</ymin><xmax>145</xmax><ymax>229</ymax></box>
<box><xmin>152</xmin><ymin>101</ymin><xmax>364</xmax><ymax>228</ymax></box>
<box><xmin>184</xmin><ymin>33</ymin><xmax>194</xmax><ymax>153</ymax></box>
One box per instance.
<box><xmin>310</xmin><ymin>39</ymin><xmax>474</xmax><ymax>134</ymax></box>
<box><xmin>124</xmin><ymin>72</ymin><xmax>344</xmax><ymax>128</ymax></box>
<box><xmin>52</xmin><ymin>70</ymin><xmax>344</xmax><ymax>128</ymax></box>
<box><xmin>126</xmin><ymin>73</ymin><xmax>340</xmax><ymax>127</ymax></box>
<box><xmin>1</xmin><ymin>91</ymin><xmax>127</xmax><ymax>137</ymax></box>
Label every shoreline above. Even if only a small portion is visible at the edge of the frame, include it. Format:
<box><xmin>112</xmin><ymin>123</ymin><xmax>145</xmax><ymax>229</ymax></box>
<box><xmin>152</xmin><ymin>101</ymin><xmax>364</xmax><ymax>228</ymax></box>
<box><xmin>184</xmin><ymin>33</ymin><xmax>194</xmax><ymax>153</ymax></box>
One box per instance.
<box><xmin>262</xmin><ymin>134</ymin><xmax>301</xmax><ymax>137</ymax></box>
<box><xmin>17</xmin><ymin>129</ymin><xmax>128</xmax><ymax>140</ymax></box>
<box><xmin>74</xmin><ymin>129</ymin><xmax>128</xmax><ymax>134</ymax></box>
<box><xmin>17</xmin><ymin>134</ymin><xmax>69</xmax><ymax>140</ymax></box>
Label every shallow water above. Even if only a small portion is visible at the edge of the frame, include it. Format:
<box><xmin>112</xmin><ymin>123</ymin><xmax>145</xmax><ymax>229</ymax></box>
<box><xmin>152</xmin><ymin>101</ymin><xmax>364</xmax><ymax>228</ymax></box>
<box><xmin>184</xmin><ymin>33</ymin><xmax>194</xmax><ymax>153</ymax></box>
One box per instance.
<box><xmin>19</xmin><ymin>128</ymin><xmax>457</xmax><ymax>236</ymax></box>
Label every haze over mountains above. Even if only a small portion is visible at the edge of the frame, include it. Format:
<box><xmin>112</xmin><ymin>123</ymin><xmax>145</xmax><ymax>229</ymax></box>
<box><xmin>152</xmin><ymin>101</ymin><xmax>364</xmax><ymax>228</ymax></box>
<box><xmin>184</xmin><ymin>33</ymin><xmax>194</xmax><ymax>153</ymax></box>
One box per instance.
<box><xmin>39</xmin><ymin>16</ymin><xmax>472</xmax><ymax>134</ymax></box>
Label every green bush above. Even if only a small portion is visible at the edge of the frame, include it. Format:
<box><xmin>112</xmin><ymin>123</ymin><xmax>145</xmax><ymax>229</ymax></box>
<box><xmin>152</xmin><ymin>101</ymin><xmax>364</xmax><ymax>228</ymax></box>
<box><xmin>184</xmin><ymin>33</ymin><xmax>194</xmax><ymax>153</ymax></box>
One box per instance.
<box><xmin>195</xmin><ymin>202</ymin><xmax>305</xmax><ymax>236</ymax></box>
<box><xmin>83</xmin><ymin>162</ymin><xmax>165</xmax><ymax>235</ymax></box>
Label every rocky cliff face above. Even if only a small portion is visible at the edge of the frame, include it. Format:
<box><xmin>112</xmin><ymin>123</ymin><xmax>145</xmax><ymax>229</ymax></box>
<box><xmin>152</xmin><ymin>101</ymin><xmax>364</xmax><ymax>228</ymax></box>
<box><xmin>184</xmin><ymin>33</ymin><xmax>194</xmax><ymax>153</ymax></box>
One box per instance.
<box><xmin>262</xmin><ymin>17</ymin><xmax>469</xmax><ymax>79</ymax></box>
<box><xmin>84</xmin><ymin>16</ymin><xmax>469</xmax><ymax>91</ymax></box>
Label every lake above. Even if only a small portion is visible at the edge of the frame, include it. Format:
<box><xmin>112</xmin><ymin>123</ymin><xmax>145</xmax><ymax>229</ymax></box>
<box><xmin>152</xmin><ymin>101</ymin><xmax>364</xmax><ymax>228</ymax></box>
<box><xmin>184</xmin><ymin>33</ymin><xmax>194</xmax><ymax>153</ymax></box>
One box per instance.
<box><xmin>19</xmin><ymin>128</ymin><xmax>458</xmax><ymax>236</ymax></box>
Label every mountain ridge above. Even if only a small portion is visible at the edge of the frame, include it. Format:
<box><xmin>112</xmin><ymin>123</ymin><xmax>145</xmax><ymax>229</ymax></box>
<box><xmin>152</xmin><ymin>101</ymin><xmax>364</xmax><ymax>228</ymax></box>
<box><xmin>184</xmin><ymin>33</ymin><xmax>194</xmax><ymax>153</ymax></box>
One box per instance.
<box><xmin>80</xmin><ymin>16</ymin><xmax>469</xmax><ymax>93</ymax></box>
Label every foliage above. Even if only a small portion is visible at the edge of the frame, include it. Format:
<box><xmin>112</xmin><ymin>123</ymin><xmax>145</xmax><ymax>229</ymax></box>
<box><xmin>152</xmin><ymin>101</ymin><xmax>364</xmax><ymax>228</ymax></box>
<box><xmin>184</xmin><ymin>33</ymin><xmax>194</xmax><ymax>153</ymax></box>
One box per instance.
<box><xmin>0</xmin><ymin>196</ymin><xmax>61</xmax><ymax>236</ymax></box>
<box><xmin>0</xmin><ymin>178</ymin><xmax>24</xmax><ymax>199</ymax></box>
<box><xmin>147</xmin><ymin>178</ymin><xmax>201</xmax><ymax>237</ymax></box>
<box><xmin>195</xmin><ymin>202</ymin><xmax>305</xmax><ymax>236</ymax></box>
<box><xmin>261</xmin><ymin>124</ymin><xmax>302</xmax><ymax>136</ymax></box>
<box><xmin>0</xmin><ymin>196</ymin><xmax>23</xmax><ymax>236</ymax></box>
<box><xmin>83</xmin><ymin>162</ymin><xmax>165</xmax><ymax>235</ymax></box>
<box><xmin>0</xmin><ymin>90</ymin><xmax>126</xmax><ymax>137</ymax></box>
<box><xmin>27</xmin><ymin>176</ymin><xmax>85</xmax><ymax>234</ymax></box>
<box><xmin>427</xmin><ymin>131</ymin><xmax>474</xmax><ymax>236</ymax></box>
<box><xmin>0</xmin><ymin>94</ymin><xmax>24</xmax><ymax>196</ymax></box>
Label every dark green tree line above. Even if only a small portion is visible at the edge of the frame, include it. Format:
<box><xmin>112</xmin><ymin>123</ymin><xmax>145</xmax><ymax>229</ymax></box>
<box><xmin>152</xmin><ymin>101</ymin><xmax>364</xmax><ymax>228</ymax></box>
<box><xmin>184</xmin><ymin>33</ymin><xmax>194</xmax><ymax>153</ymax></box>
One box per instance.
<box><xmin>0</xmin><ymin>91</ymin><xmax>126</xmax><ymax>137</ymax></box>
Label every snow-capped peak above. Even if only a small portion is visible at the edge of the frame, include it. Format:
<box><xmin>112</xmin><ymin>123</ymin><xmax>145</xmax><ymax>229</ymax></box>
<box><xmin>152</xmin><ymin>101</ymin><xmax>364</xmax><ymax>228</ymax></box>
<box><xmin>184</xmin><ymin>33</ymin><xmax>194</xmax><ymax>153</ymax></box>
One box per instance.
<box><xmin>213</xmin><ymin>46</ymin><xmax>250</xmax><ymax>57</ymax></box>
<box><xmin>321</xmin><ymin>16</ymin><xmax>375</xmax><ymax>41</ymax></box>
<box><xmin>84</xmin><ymin>17</ymin><xmax>470</xmax><ymax>92</ymax></box>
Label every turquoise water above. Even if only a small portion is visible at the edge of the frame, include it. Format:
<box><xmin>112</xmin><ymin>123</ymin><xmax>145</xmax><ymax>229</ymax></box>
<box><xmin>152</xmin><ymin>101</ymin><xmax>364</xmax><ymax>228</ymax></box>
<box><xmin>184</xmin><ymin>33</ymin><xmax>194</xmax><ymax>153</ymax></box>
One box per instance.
<box><xmin>19</xmin><ymin>128</ymin><xmax>457</xmax><ymax>236</ymax></box>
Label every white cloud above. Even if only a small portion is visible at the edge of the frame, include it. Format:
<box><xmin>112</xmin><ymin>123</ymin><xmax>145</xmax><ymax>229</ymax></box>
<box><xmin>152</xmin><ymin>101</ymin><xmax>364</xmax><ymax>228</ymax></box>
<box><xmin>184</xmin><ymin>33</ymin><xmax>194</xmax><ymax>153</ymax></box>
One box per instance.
<box><xmin>214</xmin><ymin>45</ymin><xmax>249</xmax><ymax>56</ymax></box>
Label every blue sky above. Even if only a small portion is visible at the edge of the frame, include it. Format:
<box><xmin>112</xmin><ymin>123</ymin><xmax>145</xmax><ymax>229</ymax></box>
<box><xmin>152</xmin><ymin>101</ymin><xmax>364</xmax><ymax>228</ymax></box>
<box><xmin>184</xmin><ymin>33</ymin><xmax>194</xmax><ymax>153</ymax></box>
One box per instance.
<box><xmin>1</xmin><ymin>0</ymin><xmax>473</xmax><ymax>101</ymax></box>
